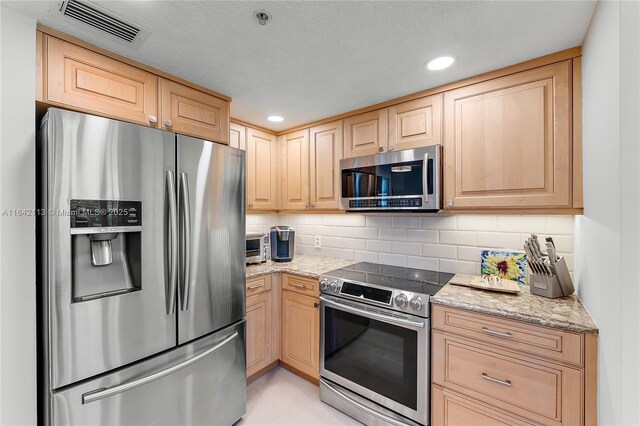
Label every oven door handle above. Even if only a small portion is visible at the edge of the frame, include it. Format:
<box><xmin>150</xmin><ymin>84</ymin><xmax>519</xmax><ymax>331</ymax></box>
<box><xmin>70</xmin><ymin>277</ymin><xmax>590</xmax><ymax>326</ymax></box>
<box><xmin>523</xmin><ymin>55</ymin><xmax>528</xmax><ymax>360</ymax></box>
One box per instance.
<box><xmin>320</xmin><ymin>296</ymin><xmax>425</xmax><ymax>330</ymax></box>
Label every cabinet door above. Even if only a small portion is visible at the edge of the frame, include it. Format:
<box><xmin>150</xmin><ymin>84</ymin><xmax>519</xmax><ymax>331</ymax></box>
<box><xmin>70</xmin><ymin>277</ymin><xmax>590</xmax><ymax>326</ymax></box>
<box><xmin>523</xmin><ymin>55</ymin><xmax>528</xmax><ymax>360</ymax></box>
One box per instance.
<box><xmin>281</xmin><ymin>291</ymin><xmax>319</xmax><ymax>379</ymax></box>
<box><xmin>159</xmin><ymin>78</ymin><xmax>229</xmax><ymax>143</ymax></box>
<box><xmin>46</xmin><ymin>36</ymin><xmax>158</xmax><ymax>126</ymax></box>
<box><xmin>230</xmin><ymin>122</ymin><xmax>246</xmax><ymax>151</ymax></box>
<box><xmin>280</xmin><ymin>130</ymin><xmax>310</xmax><ymax>210</ymax></box>
<box><xmin>246</xmin><ymin>291</ymin><xmax>273</xmax><ymax>378</ymax></box>
<box><xmin>443</xmin><ymin>61</ymin><xmax>571</xmax><ymax>209</ymax></box>
<box><xmin>388</xmin><ymin>95</ymin><xmax>442</xmax><ymax>151</ymax></box>
<box><xmin>310</xmin><ymin>121</ymin><xmax>343</xmax><ymax>210</ymax></box>
<box><xmin>246</xmin><ymin>127</ymin><xmax>278</xmax><ymax>210</ymax></box>
<box><xmin>343</xmin><ymin>109</ymin><xmax>387</xmax><ymax>158</ymax></box>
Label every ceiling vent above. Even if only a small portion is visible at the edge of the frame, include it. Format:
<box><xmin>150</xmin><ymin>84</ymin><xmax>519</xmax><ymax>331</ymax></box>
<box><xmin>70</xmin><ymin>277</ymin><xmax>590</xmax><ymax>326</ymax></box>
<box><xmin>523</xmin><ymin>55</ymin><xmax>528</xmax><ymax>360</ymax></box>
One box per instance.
<box><xmin>58</xmin><ymin>0</ymin><xmax>150</xmax><ymax>47</ymax></box>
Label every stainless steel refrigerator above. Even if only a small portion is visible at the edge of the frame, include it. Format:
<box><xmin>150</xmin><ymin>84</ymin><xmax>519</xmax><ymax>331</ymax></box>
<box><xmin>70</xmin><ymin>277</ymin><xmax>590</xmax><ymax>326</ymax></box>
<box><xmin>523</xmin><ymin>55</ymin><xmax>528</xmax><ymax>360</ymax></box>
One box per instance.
<box><xmin>37</xmin><ymin>108</ymin><xmax>246</xmax><ymax>425</ymax></box>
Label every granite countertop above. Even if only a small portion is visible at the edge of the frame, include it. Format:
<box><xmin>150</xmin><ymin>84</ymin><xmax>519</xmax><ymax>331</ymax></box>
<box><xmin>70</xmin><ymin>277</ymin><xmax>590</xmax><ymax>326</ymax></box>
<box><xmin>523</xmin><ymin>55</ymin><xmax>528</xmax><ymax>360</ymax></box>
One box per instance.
<box><xmin>432</xmin><ymin>274</ymin><xmax>598</xmax><ymax>334</ymax></box>
<box><xmin>246</xmin><ymin>254</ymin><xmax>355</xmax><ymax>280</ymax></box>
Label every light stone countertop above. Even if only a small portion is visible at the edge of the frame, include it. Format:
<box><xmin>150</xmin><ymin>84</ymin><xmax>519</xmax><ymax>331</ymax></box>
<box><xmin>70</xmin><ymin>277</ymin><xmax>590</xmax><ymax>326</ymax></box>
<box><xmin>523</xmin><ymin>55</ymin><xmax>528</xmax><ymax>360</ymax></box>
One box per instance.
<box><xmin>432</xmin><ymin>274</ymin><xmax>598</xmax><ymax>334</ymax></box>
<box><xmin>246</xmin><ymin>254</ymin><xmax>355</xmax><ymax>280</ymax></box>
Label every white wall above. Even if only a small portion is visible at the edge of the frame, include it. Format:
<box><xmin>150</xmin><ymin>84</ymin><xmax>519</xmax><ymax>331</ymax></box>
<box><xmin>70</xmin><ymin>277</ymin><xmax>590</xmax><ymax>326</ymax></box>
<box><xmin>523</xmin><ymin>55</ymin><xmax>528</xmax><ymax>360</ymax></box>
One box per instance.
<box><xmin>576</xmin><ymin>1</ymin><xmax>640</xmax><ymax>424</ymax></box>
<box><xmin>0</xmin><ymin>5</ymin><xmax>37</xmax><ymax>425</ymax></box>
<box><xmin>249</xmin><ymin>214</ymin><xmax>575</xmax><ymax>276</ymax></box>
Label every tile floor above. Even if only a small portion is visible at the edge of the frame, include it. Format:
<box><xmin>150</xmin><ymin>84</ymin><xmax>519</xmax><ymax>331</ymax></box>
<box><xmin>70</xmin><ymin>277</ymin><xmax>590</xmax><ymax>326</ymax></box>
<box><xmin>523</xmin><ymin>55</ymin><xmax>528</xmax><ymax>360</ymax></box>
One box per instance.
<box><xmin>237</xmin><ymin>367</ymin><xmax>361</xmax><ymax>425</ymax></box>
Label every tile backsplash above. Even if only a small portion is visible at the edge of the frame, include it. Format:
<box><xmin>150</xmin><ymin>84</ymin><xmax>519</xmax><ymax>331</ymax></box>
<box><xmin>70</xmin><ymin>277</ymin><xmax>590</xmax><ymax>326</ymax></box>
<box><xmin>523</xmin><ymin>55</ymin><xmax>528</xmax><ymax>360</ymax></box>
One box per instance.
<box><xmin>247</xmin><ymin>214</ymin><xmax>574</xmax><ymax>275</ymax></box>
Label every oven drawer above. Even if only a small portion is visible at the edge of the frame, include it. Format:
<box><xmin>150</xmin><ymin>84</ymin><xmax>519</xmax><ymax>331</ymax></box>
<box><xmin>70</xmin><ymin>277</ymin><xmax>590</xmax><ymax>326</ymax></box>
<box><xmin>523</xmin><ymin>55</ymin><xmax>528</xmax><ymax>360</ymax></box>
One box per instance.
<box><xmin>432</xmin><ymin>331</ymin><xmax>582</xmax><ymax>425</ymax></box>
<box><xmin>432</xmin><ymin>305</ymin><xmax>583</xmax><ymax>366</ymax></box>
<box><xmin>282</xmin><ymin>274</ymin><xmax>319</xmax><ymax>297</ymax></box>
<box><xmin>246</xmin><ymin>274</ymin><xmax>272</xmax><ymax>297</ymax></box>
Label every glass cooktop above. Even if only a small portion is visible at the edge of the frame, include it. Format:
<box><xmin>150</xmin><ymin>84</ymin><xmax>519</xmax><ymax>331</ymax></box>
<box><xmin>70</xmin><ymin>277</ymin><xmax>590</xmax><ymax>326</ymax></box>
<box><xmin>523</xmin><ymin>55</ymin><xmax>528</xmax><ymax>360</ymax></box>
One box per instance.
<box><xmin>323</xmin><ymin>262</ymin><xmax>454</xmax><ymax>296</ymax></box>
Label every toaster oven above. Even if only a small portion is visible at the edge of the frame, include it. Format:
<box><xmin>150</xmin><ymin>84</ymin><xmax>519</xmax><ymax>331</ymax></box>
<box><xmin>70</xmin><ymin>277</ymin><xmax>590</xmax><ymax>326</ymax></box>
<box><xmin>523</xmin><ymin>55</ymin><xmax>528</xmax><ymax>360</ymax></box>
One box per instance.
<box><xmin>246</xmin><ymin>232</ymin><xmax>269</xmax><ymax>265</ymax></box>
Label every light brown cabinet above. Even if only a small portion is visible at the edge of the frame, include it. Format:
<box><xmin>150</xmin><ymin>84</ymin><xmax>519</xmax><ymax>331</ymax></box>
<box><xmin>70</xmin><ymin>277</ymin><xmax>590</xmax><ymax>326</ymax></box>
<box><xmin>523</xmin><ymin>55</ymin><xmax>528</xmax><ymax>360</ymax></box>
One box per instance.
<box><xmin>280</xmin><ymin>130</ymin><xmax>310</xmax><ymax>210</ymax></box>
<box><xmin>309</xmin><ymin>121</ymin><xmax>343</xmax><ymax>209</ymax></box>
<box><xmin>281</xmin><ymin>274</ymin><xmax>319</xmax><ymax>380</ymax></box>
<box><xmin>44</xmin><ymin>36</ymin><xmax>158</xmax><ymax>126</ymax></box>
<box><xmin>443</xmin><ymin>61</ymin><xmax>573</xmax><ymax>210</ymax></box>
<box><xmin>246</xmin><ymin>291</ymin><xmax>273</xmax><ymax>377</ymax></box>
<box><xmin>230</xmin><ymin>122</ymin><xmax>246</xmax><ymax>151</ymax></box>
<box><xmin>432</xmin><ymin>304</ymin><xmax>596</xmax><ymax>426</ymax></box>
<box><xmin>159</xmin><ymin>78</ymin><xmax>229</xmax><ymax>143</ymax></box>
<box><xmin>247</xmin><ymin>127</ymin><xmax>278</xmax><ymax>211</ymax></box>
<box><xmin>343</xmin><ymin>109</ymin><xmax>387</xmax><ymax>158</ymax></box>
<box><xmin>387</xmin><ymin>95</ymin><xmax>442</xmax><ymax>150</ymax></box>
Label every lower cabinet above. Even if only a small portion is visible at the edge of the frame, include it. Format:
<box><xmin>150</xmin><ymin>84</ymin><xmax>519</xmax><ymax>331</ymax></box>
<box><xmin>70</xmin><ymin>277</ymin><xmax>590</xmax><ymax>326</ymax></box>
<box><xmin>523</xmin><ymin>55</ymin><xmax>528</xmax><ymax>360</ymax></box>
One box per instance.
<box><xmin>246</xmin><ymin>291</ymin><xmax>273</xmax><ymax>377</ymax></box>
<box><xmin>281</xmin><ymin>281</ymin><xmax>320</xmax><ymax>380</ymax></box>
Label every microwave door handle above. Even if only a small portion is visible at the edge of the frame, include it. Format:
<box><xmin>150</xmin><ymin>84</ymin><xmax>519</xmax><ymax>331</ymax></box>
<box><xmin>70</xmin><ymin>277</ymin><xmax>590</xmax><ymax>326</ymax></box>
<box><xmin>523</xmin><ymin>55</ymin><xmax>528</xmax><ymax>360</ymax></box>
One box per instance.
<box><xmin>165</xmin><ymin>171</ymin><xmax>178</xmax><ymax>315</ymax></box>
<box><xmin>179</xmin><ymin>172</ymin><xmax>192</xmax><ymax>311</ymax></box>
<box><xmin>320</xmin><ymin>296</ymin><xmax>425</xmax><ymax>330</ymax></box>
<box><xmin>422</xmin><ymin>152</ymin><xmax>430</xmax><ymax>203</ymax></box>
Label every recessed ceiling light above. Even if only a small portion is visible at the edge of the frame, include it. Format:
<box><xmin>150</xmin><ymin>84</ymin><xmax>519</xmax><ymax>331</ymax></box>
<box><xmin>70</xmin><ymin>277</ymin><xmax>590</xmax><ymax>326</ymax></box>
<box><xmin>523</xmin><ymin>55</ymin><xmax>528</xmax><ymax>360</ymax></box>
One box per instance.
<box><xmin>425</xmin><ymin>56</ymin><xmax>456</xmax><ymax>71</ymax></box>
<box><xmin>267</xmin><ymin>115</ymin><xmax>284</xmax><ymax>122</ymax></box>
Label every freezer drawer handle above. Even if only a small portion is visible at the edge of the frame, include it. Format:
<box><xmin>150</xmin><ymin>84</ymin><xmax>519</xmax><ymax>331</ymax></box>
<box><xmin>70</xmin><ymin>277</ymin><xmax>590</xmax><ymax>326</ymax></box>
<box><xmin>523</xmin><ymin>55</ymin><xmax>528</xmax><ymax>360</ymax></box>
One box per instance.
<box><xmin>82</xmin><ymin>331</ymin><xmax>239</xmax><ymax>405</ymax></box>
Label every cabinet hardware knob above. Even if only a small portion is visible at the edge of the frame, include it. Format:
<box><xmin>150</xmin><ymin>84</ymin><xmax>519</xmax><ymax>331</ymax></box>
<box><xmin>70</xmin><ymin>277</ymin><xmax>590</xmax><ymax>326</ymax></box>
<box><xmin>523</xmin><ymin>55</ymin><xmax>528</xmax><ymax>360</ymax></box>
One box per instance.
<box><xmin>447</xmin><ymin>199</ymin><xmax>453</xmax><ymax>207</ymax></box>
<box><xmin>248</xmin><ymin>203</ymin><xmax>253</xmax><ymax>208</ymax></box>
<box><xmin>164</xmin><ymin>119</ymin><xmax>173</xmax><ymax>127</ymax></box>
<box><xmin>314</xmin><ymin>302</ymin><xmax>319</xmax><ymax>308</ymax></box>
<box><xmin>378</xmin><ymin>147</ymin><xmax>384</xmax><ymax>152</ymax></box>
<box><xmin>389</xmin><ymin>145</ymin><xmax>395</xmax><ymax>151</ymax></box>
<box><xmin>148</xmin><ymin>115</ymin><xmax>157</xmax><ymax>123</ymax></box>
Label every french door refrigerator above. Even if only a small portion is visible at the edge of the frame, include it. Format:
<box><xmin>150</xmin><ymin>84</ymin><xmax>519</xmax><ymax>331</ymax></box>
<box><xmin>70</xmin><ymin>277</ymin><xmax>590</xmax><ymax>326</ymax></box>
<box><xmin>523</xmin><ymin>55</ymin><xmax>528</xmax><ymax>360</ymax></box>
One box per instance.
<box><xmin>37</xmin><ymin>108</ymin><xmax>246</xmax><ymax>425</ymax></box>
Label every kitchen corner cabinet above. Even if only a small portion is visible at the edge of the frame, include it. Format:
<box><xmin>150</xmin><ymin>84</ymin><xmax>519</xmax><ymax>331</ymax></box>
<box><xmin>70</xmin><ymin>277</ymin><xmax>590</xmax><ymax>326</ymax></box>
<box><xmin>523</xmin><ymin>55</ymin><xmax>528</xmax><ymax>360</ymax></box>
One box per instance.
<box><xmin>280</xmin><ymin>130</ymin><xmax>310</xmax><ymax>210</ymax></box>
<box><xmin>431</xmin><ymin>304</ymin><xmax>596</xmax><ymax>425</ymax></box>
<box><xmin>44</xmin><ymin>36</ymin><xmax>158</xmax><ymax>127</ymax></box>
<box><xmin>281</xmin><ymin>274</ymin><xmax>320</xmax><ymax>380</ymax></box>
<box><xmin>246</xmin><ymin>127</ymin><xmax>278</xmax><ymax>211</ymax></box>
<box><xmin>246</xmin><ymin>275</ymin><xmax>275</xmax><ymax>378</ymax></box>
<box><xmin>310</xmin><ymin>121</ymin><xmax>343</xmax><ymax>209</ymax></box>
<box><xmin>159</xmin><ymin>79</ymin><xmax>229</xmax><ymax>144</ymax></box>
<box><xmin>387</xmin><ymin>95</ymin><xmax>443</xmax><ymax>150</ymax></box>
<box><xmin>443</xmin><ymin>61</ymin><xmax>573</xmax><ymax>210</ymax></box>
<box><xmin>230</xmin><ymin>122</ymin><xmax>247</xmax><ymax>151</ymax></box>
<box><xmin>343</xmin><ymin>109</ymin><xmax>387</xmax><ymax>158</ymax></box>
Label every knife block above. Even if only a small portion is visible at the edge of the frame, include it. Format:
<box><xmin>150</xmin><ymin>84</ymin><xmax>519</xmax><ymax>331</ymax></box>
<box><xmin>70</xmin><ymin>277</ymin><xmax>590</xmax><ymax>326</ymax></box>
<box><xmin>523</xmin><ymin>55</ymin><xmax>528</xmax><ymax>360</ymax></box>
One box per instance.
<box><xmin>529</xmin><ymin>257</ymin><xmax>574</xmax><ymax>298</ymax></box>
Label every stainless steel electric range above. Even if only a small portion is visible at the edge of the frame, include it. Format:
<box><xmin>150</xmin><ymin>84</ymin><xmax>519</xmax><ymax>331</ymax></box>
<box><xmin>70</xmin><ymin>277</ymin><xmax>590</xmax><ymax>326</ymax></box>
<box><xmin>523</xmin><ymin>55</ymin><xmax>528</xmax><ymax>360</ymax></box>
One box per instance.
<box><xmin>318</xmin><ymin>262</ymin><xmax>454</xmax><ymax>426</ymax></box>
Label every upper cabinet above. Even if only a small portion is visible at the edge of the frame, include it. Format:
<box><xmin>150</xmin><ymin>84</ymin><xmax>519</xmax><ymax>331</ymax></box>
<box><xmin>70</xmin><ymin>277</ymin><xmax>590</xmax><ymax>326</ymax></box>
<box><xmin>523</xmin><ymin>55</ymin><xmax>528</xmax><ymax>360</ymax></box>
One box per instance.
<box><xmin>38</xmin><ymin>32</ymin><xmax>231</xmax><ymax>142</ymax></box>
<box><xmin>280</xmin><ymin>130</ymin><xmax>310</xmax><ymax>210</ymax></box>
<box><xmin>387</xmin><ymin>95</ymin><xmax>443</xmax><ymax>150</ymax></box>
<box><xmin>309</xmin><ymin>121</ymin><xmax>343</xmax><ymax>209</ymax></box>
<box><xmin>230</xmin><ymin>122</ymin><xmax>246</xmax><ymax>151</ymax></box>
<box><xmin>443</xmin><ymin>61</ymin><xmax>573</xmax><ymax>210</ymax></box>
<box><xmin>44</xmin><ymin>36</ymin><xmax>158</xmax><ymax>126</ymax></box>
<box><xmin>159</xmin><ymin>79</ymin><xmax>229</xmax><ymax>144</ymax></box>
<box><xmin>247</xmin><ymin>127</ymin><xmax>278</xmax><ymax>211</ymax></box>
<box><xmin>343</xmin><ymin>109</ymin><xmax>387</xmax><ymax>158</ymax></box>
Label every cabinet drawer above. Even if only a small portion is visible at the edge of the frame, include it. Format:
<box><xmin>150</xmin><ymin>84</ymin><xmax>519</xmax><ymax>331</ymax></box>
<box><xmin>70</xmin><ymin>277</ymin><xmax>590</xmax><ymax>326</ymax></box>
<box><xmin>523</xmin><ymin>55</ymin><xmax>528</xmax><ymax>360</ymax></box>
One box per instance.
<box><xmin>432</xmin><ymin>385</ymin><xmax>537</xmax><ymax>426</ymax></box>
<box><xmin>246</xmin><ymin>275</ymin><xmax>272</xmax><ymax>297</ymax></box>
<box><xmin>432</xmin><ymin>305</ymin><xmax>583</xmax><ymax>366</ymax></box>
<box><xmin>432</xmin><ymin>331</ymin><xmax>582</xmax><ymax>425</ymax></box>
<box><xmin>45</xmin><ymin>36</ymin><xmax>158</xmax><ymax>126</ymax></box>
<box><xmin>282</xmin><ymin>274</ymin><xmax>319</xmax><ymax>297</ymax></box>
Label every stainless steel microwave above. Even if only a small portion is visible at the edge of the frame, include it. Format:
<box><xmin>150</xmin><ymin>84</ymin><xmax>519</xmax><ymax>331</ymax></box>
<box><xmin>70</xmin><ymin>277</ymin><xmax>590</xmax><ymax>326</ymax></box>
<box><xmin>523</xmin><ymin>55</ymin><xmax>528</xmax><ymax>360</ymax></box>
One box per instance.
<box><xmin>340</xmin><ymin>145</ymin><xmax>442</xmax><ymax>212</ymax></box>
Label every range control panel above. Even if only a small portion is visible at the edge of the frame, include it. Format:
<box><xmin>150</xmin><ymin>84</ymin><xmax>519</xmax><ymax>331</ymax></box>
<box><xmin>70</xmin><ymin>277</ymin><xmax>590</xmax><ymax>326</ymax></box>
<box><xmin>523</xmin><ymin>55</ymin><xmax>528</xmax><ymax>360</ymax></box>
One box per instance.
<box><xmin>348</xmin><ymin>198</ymin><xmax>422</xmax><ymax>209</ymax></box>
<box><xmin>70</xmin><ymin>199</ymin><xmax>142</xmax><ymax>228</ymax></box>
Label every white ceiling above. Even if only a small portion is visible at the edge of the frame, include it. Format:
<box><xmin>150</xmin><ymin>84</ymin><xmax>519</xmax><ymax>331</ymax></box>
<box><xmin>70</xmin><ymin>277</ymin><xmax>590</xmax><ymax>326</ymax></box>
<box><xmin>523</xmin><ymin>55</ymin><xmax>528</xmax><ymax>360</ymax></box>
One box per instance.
<box><xmin>5</xmin><ymin>1</ymin><xmax>596</xmax><ymax>131</ymax></box>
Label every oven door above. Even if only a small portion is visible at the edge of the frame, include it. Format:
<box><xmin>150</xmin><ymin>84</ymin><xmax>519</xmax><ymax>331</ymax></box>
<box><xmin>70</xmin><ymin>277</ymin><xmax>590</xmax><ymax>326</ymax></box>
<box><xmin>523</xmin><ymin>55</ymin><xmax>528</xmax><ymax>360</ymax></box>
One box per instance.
<box><xmin>320</xmin><ymin>295</ymin><xmax>429</xmax><ymax>425</ymax></box>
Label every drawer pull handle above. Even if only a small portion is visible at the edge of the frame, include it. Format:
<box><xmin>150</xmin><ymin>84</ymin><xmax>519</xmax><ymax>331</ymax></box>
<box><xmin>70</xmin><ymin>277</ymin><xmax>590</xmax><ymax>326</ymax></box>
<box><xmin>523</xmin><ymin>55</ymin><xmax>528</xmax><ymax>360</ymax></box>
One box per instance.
<box><xmin>247</xmin><ymin>283</ymin><xmax>264</xmax><ymax>290</ymax></box>
<box><xmin>291</xmin><ymin>283</ymin><xmax>305</xmax><ymax>289</ymax></box>
<box><xmin>481</xmin><ymin>328</ymin><xmax>512</xmax><ymax>338</ymax></box>
<box><xmin>481</xmin><ymin>373</ymin><xmax>512</xmax><ymax>387</ymax></box>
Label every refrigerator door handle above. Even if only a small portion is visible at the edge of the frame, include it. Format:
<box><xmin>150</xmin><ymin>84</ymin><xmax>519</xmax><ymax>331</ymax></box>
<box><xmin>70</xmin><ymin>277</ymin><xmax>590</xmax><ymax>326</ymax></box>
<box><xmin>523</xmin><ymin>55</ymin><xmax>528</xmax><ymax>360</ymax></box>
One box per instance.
<box><xmin>166</xmin><ymin>171</ymin><xmax>178</xmax><ymax>315</ymax></box>
<box><xmin>81</xmin><ymin>331</ymin><xmax>239</xmax><ymax>405</ymax></box>
<box><xmin>179</xmin><ymin>172</ymin><xmax>192</xmax><ymax>311</ymax></box>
